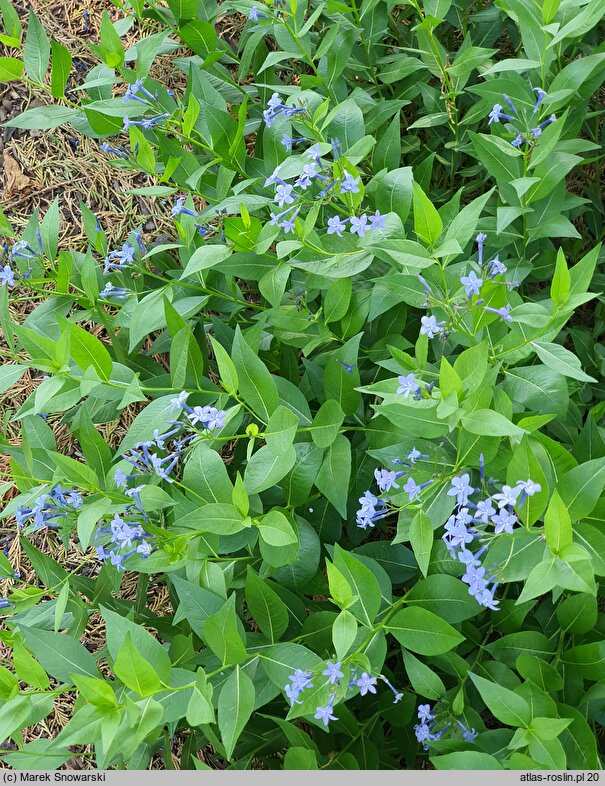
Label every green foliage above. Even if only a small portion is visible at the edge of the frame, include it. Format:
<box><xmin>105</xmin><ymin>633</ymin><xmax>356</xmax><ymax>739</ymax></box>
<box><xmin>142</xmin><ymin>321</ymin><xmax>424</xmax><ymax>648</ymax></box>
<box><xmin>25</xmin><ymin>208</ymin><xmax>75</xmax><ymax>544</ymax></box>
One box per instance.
<box><xmin>1</xmin><ymin>0</ymin><xmax>605</xmax><ymax>772</ymax></box>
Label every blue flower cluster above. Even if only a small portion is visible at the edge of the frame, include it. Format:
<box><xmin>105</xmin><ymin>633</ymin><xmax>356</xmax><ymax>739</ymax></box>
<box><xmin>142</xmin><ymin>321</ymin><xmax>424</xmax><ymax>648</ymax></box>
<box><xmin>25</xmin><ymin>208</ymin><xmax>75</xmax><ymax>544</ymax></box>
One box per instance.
<box><xmin>103</xmin><ymin>230</ymin><xmax>144</xmax><ymax>275</ymax></box>
<box><xmin>95</xmin><ymin>514</ymin><xmax>155</xmax><ymax>571</ymax></box>
<box><xmin>15</xmin><ymin>485</ymin><xmax>84</xmax><ymax>532</ymax></box>
<box><xmin>414</xmin><ymin>704</ymin><xmax>477</xmax><ymax>750</ymax></box>
<box><xmin>263</xmin><ymin>92</ymin><xmax>307</xmax><ymax>128</ymax></box>
<box><xmin>170</xmin><ymin>198</ymin><xmax>213</xmax><ymax>237</ymax></box>
<box><xmin>488</xmin><ymin>88</ymin><xmax>556</xmax><ymax>148</ymax></box>
<box><xmin>285</xmin><ymin>662</ymin><xmax>402</xmax><ymax>728</ymax></box>
<box><xmin>115</xmin><ymin>392</ymin><xmax>225</xmax><ymax>500</ymax></box>
<box><xmin>262</xmin><ymin>130</ymin><xmax>387</xmax><ymax>239</ymax></box>
<box><xmin>441</xmin><ymin>466</ymin><xmax>541</xmax><ymax>611</ymax></box>
<box><xmin>356</xmin><ymin>443</ymin><xmax>430</xmax><ymax>530</ymax></box>
<box><xmin>419</xmin><ymin>233</ymin><xmax>516</xmax><ymax>337</ymax></box>
<box><xmin>0</xmin><ymin>235</ymin><xmax>40</xmax><ymax>288</ymax></box>
<box><xmin>121</xmin><ymin>79</ymin><xmax>169</xmax><ymax>131</ymax></box>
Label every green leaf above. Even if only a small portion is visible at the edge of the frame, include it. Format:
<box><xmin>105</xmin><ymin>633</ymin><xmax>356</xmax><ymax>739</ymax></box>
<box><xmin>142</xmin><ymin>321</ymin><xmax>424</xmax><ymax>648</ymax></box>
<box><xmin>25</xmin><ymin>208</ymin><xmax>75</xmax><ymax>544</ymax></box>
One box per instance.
<box><xmin>218</xmin><ymin>666</ymin><xmax>255</xmax><ymax>760</ymax></box>
<box><xmin>203</xmin><ymin>597</ymin><xmax>248</xmax><ymax>666</ymax></box>
<box><xmin>23</xmin><ymin>10</ymin><xmax>50</xmax><ymax>84</ymax></box>
<box><xmin>323</xmin><ymin>277</ymin><xmax>352</xmax><ymax>324</ymax></box>
<box><xmin>178</xmin><ymin>503</ymin><xmax>246</xmax><ymax>535</ymax></box>
<box><xmin>99</xmin><ymin>10</ymin><xmax>124</xmax><ymax>68</ymax></box>
<box><xmin>180</xmin><ymin>244</ymin><xmax>232</xmax><ymax>278</ymax></box>
<box><xmin>559</xmin><ymin>458</ymin><xmax>605</xmax><ymax>520</ymax></box>
<box><xmin>332</xmin><ymin>609</ymin><xmax>357</xmax><ymax>660</ymax></box>
<box><xmin>257</xmin><ymin>509</ymin><xmax>298</xmax><ymax>547</ymax></box>
<box><xmin>544</xmin><ymin>489</ymin><xmax>572</xmax><ymax>555</ymax></box>
<box><xmin>409</xmin><ymin>510</ymin><xmax>433</xmax><ymax>578</ymax></box>
<box><xmin>333</xmin><ymin>545</ymin><xmax>382</xmax><ymax>627</ymax></box>
<box><xmin>3</xmin><ymin>105</ymin><xmax>80</xmax><ymax>130</ymax></box>
<box><xmin>432</xmin><ymin>751</ymin><xmax>503</xmax><ymax>769</ymax></box>
<box><xmin>413</xmin><ymin>181</ymin><xmax>443</xmax><ymax>246</ymax></box>
<box><xmin>403</xmin><ymin>650</ymin><xmax>446</xmax><ymax>699</ymax></box>
<box><xmin>17</xmin><ymin>627</ymin><xmax>99</xmax><ymax>683</ymax></box>
<box><xmin>61</xmin><ymin>319</ymin><xmax>113</xmax><ymax>380</ymax></box>
<box><xmin>469</xmin><ymin>673</ymin><xmax>531</xmax><ymax>727</ymax></box>
<box><xmin>314</xmin><ymin>434</ymin><xmax>351</xmax><ymax>518</ymax></box>
<box><xmin>186</xmin><ymin>670</ymin><xmax>215</xmax><ymax>726</ymax></box>
<box><xmin>244</xmin><ymin>445</ymin><xmax>297</xmax><ymax>494</ymax></box>
<box><xmin>0</xmin><ymin>56</ymin><xmax>23</xmax><ymax>81</ymax></box>
<box><xmin>368</xmin><ymin>166</ymin><xmax>413</xmax><ymax>223</ymax></box>
<box><xmin>113</xmin><ymin>632</ymin><xmax>161</xmax><ymax>696</ymax></box>
<box><xmin>245</xmin><ymin>568</ymin><xmax>289</xmax><ymax>642</ymax></box>
<box><xmin>50</xmin><ymin>39</ymin><xmax>71</xmax><ymax>98</ymax></box>
<box><xmin>0</xmin><ymin>363</ymin><xmax>26</xmax><ymax>393</ymax></box>
<box><xmin>232</xmin><ymin>326</ymin><xmax>279</xmax><ymax>423</ymax></box>
<box><xmin>531</xmin><ymin>340</ymin><xmax>596</xmax><ymax>382</ymax></box>
<box><xmin>461</xmin><ymin>409</ymin><xmax>525</xmax><ymax>437</ymax></box>
<box><xmin>265</xmin><ymin>405</ymin><xmax>299</xmax><ymax>456</ymax></box>
<box><xmin>387</xmin><ymin>607</ymin><xmax>463</xmax><ymax>655</ymax></box>
<box><xmin>309</xmin><ymin>399</ymin><xmax>345</xmax><ymax>449</ymax></box>
<box><xmin>0</xmin><ymin>693</ymin><xmax>55</xmax><ymax>746</ymax></box>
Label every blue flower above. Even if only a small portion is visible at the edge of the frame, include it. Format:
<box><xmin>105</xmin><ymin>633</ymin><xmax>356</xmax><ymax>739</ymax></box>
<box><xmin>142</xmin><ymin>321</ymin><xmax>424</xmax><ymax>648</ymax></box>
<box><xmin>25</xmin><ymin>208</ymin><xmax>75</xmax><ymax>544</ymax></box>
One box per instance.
<box><xmin>103</xmin><ymin>242</ymin><xmax>136</xmax><ymax>274</ymax></box>
<box><xmin>417</xmin><ymin>704</ymin><xmax>434</xmax><ymax>723</ymax></box>
<box><xmin>474</xmin><ymin>499</ymin><xmax>495</xmax><ymax>523</ymax></box>
<box><xmin>305</xmin><ymin>143</ymin><xmax>323</xmax><ymax>164</ymax></box>
<box><xmin>403</xmin><ymin>477</ymin><xmax>432</xmax><ymax>502</ymax></box>
<box><xmin>368</xmin><ymin>210</ymin><xmax>385</xmax><ymax>230</ymax></box>
<box><xmin>374</xmin><ymin>468</ymin><xmax>402</xmax><ymax>492</ymax></box>
<box><xmin>511</xmin><ymin>133</ymin><xmax>525</xmax><ymax>148</ymax></box>
<box><xmin>171</xmin><ymin>198</ymin><xmax>197</xmax><ymax>218</ymax></box>
<box><xmin>279</xmin><ymin>207</ymin><xmax>300</xmax><ymax>233</ymax></box>
<box><xmin>356</xmin><ymin>672</ymin><xmax>377</xmax><ymax>696</ymax></box>
<box><xmin>187</xmin><ymin>405</ymin><xmax>227</xmax><ymax>431</ymax></box>
<box><xmin>0</xmin><ymin>264</ymin><xmax>16</xmax><ymax>288</ymax></box>
<box><xmin>326</xmin><ymin>216</ymin><xmax>348</xmax><ymax>237</ymax></box>
<box><xmin>340</xmin><ymin>171</ymin><xmax>361</xmax><ymax>194</ymax></box>
<box><xmin>356</xmin><ymin>490</ymin><xmax>387</xmax><ymax>529</ymax></box>
<box><xmin>248</xmin><ymin>5</ymin><xmax>267</xmax><ymax>20</ymax></box>
<box><xmin>457</xmin><ymin>721</ymin><xmax>478</xmax><ymax>742</ymax></box>
<box><xmin>295</xmin><ymin>163</ymin><xmax>319</xmax><ymax>190</ymax></box>
<box><xmin>322</xmin><ymin>661</ymin><xmax>344</xmax><ymax>685</ymax></box>
<box><xmin>381</xmin><ymin>676</ymin><xmax>404</xmax><ymax>703</ymax></box>
<box><xmin>397</xmin><ymin>373</ymin><xmax>420</xmax><ymax>398</ymax></box>
<box><xmin>170</xmin><ymin>391</ymin><xmax>190</xmax><ymax>411</ymax></box>
<box><xmin>263</xmin><ymin>93</ymin><xmax>306</xmax><ymax>128</ymax></box>
<box><xmin>502</xmin><ymin>94</ymin><xmax>517</xmax><ymax>114</ymax></box>
<box><xmin>288</xmin><ymin>669</ymin><xmax>314</xmax><ymax>692</ymax></box>
<box><xmin>533</xmin><ymin>87</ymin><xmax>546</xmax><ymax>113</ymax></box>
<box><xmin>264</xmin><ymin>166</ymin><xmax>285</xmax><ymax>188</ymax></box>
<box><xmin>407</xmin><ymin>447</ymin><xmax>428</xmax><ymax>464</ymax></box>
<box><xmin>515</xmin><ymin>478</ymin><xmax>541</xmax><ymax>496</ymax></box>
<box><xmin>101</xmin><ymin>142</ymin><xmax>127</xmax><ymax>158</ymax></box>
<box><xmin>0</xmin><ymin>598</ymin><xmax>13</xmax><ymax>610</ymax></box>
<box><xmin>330</xmin><ymin>138</ymin><xmax>342</xmax><ymax>159</ymax></box>
<box><xmin>476</xmin><ymin>232</ymin><xmax>487</xmax><ymax>265</ymax></box>
<box><xmin>488</xmin><ymin>103</ymin><xmax>514</xmax><ymax>124</ymax></box>
<box><xmin>281</xmin><ymin>134</ymin><xmax>293</xmax><ymax>151</ymax></box>
<box><xmin>420</xmin><ymin>315</ymin><xmax>445</xmax><ymax>338</ymax></box>
<box><xmin>491</xmin><ymin>510</ymin><xmax>517</xmax><ymax>535</ymax></box>
<box><xmin>99</xmin><ymin>282</ymin><xmax>129</xmax><ymax>300</ymax></box>
<box><xmin>274</xmin><ymin>183</ymin><xmax>296</xmax><ymax>208</ymax></box>
<box><xmin>314</xmin><ymin>695</ymin><xmax>338</xmax><ymax>726</ymax></box>
<box><xmin>349</xmin><ymin>214</ymin><xmax>368</xmax><ymax>237</ymax></box>
<box><xmin>489</xmin><ymin>255</ymin><xmax>507</xmax><ymax>277</ymax></box>
<box><xmin>447</xmin><ymin>474</ymin><xmax>474</xmax><ymax>506</ymax></box>
<box><xmin>484</xmin><ymin>304</ymin><xmax>512</xmax><ymax>322</ymax></box>
<box><xmin>460</xmin><ymin>270</ymin><xmax>483</xmax><ymax>298</ymax></box>
<box><xmin>285</xmin><ymin>684</ymin><xmax>303</xmax><ymax>706</ymax></box>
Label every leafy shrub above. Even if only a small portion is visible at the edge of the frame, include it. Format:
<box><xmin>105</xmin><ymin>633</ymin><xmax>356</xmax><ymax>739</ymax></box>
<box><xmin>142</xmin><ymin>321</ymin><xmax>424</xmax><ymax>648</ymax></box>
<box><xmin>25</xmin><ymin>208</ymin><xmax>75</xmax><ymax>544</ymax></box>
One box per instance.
<box><xmin>0</xmin><ymin>0</ymin><xmax>605</xmax><ymax>770</ymax></box>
